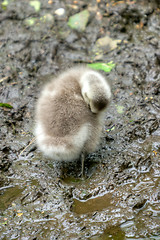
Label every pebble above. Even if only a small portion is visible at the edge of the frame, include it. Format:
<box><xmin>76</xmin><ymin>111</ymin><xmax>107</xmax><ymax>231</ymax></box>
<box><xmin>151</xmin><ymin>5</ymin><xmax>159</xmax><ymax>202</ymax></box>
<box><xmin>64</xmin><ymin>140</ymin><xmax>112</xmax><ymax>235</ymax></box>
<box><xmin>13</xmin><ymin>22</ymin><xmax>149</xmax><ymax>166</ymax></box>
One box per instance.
<box><xmin>54</xmin><ymin>8</ymin><xmax>65</xmax><ymax>16</ymax></box>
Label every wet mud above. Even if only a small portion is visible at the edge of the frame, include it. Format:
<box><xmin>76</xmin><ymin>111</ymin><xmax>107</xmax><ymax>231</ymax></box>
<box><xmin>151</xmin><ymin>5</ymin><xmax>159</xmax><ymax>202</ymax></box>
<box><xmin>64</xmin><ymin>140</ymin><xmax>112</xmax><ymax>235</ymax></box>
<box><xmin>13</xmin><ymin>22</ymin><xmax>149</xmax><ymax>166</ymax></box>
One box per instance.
<box><xmin>0</xmin><ymin>0</ymin><xmax>160</xmax><ymax>239</ymax></box>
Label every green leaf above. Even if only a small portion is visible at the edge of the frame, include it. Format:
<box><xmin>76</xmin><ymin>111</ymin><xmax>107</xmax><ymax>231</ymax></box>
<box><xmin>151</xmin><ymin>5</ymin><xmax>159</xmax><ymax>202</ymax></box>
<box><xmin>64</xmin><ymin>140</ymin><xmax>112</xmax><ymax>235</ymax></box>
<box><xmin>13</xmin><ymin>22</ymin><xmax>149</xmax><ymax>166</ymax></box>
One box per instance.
<box><xmin>115</xmin><ymin>105</ymin><xmax>124</xmax><ymax>114</ymax></box>
<box><xmin>1</xmin><ymin>0</ymin><xmax>9</xmax><ymax>10</ymax></box>
<box><xmin>29</xmin><ymin>0</ymin><xmax>41</xmax><ymax>12</ymax></box>
<box><xmin>2</xmin><ymin>0</ymin><xmax>9</xmax><ymax>7</ymax></box>
<box><xmin>25</xmin><ymin>18</ymin><xmax>36</xmax><ymax>26</ymax></box>
<box><xmin>87</xmin><ymin>61</ymin><xmax>115</xmax><ymax>73</ymax></box>
<box><xmin>0</xmin><ymin>103</ymin><xmax>13</xmax><ymax>109</ymax></box>
<box><xmin>0</xmin><ymin>221</ymin><xmax>7</xmax><ymax>225</ymax></box>
<box><xmin>68</xmin><ymin>10</ymin><xmax>90</xmax><ymax>31</ymax></box>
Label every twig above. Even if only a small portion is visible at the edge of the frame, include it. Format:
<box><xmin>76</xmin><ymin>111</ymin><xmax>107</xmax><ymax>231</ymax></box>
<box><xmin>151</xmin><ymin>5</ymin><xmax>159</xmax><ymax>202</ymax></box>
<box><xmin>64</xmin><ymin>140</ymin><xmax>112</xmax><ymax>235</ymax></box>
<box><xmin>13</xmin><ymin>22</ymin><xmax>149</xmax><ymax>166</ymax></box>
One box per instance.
<box><xmin>18</xmin><ymin>137</ymin><xmax>36</xmax><ymax>158</ymax></box>
<box><xmin>0</xmin><ymin>76</ymin><xmax>10</xmax><ymax>83</ymax></box>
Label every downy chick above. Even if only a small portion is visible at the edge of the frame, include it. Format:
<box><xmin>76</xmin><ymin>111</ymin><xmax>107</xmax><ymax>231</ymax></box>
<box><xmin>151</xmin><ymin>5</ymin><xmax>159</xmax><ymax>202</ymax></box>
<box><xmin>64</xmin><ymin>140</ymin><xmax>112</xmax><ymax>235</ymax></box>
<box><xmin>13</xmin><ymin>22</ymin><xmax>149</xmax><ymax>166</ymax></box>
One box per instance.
<box><xmin>35</xmin><ymin>66</ymin><xmax>111</xmax><ymax>175</ymax></box>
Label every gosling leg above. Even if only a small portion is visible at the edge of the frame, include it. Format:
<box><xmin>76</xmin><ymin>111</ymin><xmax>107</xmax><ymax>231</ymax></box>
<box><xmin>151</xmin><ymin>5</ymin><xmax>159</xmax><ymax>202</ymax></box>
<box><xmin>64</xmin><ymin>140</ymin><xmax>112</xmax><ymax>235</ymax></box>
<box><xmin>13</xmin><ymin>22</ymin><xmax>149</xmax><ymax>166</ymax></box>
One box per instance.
<box><xmin>81</xmin><ymin>152</ymin><xmax>85</xmax><ymax>177</ymax></box>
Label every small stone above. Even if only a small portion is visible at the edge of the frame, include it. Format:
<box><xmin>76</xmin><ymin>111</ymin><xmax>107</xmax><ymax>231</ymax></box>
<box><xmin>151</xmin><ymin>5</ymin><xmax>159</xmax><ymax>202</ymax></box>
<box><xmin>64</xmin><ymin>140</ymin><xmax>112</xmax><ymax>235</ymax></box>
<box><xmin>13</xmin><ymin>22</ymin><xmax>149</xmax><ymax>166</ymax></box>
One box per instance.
<box><xmin>54</xmin><ymin>8</ymin><xmax>65</xmax><ymax>16</ymax></box>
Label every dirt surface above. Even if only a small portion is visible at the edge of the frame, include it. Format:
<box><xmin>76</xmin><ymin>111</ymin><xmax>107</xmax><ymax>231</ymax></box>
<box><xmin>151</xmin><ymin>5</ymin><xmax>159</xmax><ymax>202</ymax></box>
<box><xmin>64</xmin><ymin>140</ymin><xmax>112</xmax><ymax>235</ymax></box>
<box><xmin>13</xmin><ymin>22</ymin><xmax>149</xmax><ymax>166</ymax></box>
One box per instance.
<box><xmin>0</xmin><ymin>0</ymin><xmax>160</xmax><ymax>239</ymax></box>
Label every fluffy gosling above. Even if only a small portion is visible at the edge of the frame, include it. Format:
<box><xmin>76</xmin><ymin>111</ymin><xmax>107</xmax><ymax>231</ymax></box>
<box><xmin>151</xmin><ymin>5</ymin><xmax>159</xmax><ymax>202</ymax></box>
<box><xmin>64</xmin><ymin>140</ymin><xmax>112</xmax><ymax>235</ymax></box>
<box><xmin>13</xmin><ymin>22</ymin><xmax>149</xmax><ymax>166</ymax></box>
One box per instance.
<box><xmin>35</xmin><ymin>66</ymin><xmax>111</xmax><ymax>176</ymax></box>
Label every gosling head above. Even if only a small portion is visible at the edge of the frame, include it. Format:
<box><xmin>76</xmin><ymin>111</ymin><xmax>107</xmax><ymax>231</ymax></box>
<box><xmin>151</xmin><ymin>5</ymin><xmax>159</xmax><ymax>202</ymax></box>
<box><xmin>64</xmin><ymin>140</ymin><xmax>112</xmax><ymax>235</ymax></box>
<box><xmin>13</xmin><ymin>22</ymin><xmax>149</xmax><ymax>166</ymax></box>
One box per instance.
<box><xmin>80</xmin><ymin>70</ymin><xmax>111</xmax><ymax>113</ymax></box>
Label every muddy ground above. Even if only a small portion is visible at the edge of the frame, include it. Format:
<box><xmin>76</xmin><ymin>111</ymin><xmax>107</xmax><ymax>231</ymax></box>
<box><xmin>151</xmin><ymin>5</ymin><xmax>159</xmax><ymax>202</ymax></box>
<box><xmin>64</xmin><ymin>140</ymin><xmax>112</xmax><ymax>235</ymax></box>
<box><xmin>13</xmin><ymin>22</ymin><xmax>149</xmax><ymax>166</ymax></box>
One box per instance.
<box><xmin>0</xmin><ymin>0</ymin><xmax>160</xmax><ymax>239</ymax></box>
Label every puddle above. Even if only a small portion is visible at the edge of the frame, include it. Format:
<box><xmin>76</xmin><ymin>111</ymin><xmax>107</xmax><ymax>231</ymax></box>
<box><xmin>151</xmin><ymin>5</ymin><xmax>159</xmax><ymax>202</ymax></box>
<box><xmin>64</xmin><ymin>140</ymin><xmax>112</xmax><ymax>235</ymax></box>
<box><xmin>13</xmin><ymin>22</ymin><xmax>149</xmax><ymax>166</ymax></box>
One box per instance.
<box><xmin>73</xmin><ymin>192</ymin><xmax>113</xmax><ymax>214</ymax></box>
<box><xmin>0</xmin><ymin>185</ymin><xmax>24</xmax><ymax>211</ymax></box>
<box><xmin>91</xmin><ymin>225</ymin><xmax>125</xmax><ymax>240</ymax></box>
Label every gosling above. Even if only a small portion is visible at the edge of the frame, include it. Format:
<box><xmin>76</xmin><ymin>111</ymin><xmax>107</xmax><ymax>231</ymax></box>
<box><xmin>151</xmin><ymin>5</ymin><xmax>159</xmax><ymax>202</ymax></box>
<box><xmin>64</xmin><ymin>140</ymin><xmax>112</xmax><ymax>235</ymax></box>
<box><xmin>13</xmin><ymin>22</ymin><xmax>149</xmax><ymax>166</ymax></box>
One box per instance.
<box><xmin>35</xmin><ymin>66</ymin><xmax>111</xmax><ymax>176</ymax></box>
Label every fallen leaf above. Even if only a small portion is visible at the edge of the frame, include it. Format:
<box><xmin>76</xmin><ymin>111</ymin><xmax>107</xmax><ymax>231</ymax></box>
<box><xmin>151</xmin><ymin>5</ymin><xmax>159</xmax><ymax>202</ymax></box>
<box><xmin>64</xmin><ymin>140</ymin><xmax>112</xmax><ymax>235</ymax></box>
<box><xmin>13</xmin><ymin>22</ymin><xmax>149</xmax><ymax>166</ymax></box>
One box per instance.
<box><xmin>91</xmin><ymin>35</ymin><xmax>122</xmax><ymax>60</ymax></box>
<box><xmin>1</xmin><ymin>0</ymin><xmax>9</xmax><ymax>7</ymax></box>
<box><xmin>25</xmin><ymin>18</ymin><xmax>37</xmax><ymax>26</ymax></box>
<box><xmin>68</xmin><ymin>10</ymin><xmax>90</xmax><ymax>31</ymax></box>
<box><xmin>136</xmin><ymin>21</ymin><xmax>144</xmax><ymax>29</ymax></box>
<box><xmin>153</xmin><ymin>150</ymin><xmax>157</xmax><ymax>156</ymax></box>
<box><xmin>87</xmin><ymin>61</ymin><xmax>115</xmax><ymax>73</ymax></box>
<box><xmin>17</xmin><ymin>212</ymin><xmax>23</xmax><ymax>217</ymax></box>
<box><xmin>0</xmin><ymin>221</ymin><xmax>7</xmax><ymax>225</ymax></box>
<box><xmin>115</xmin><ymin>105</ymin><xmax>125</xmax><ymax>114</ymax></box>
<box><xmin>96</xmin><ymin>35</ymin><xmax>121</xmax><ymax>51</ymax></box>
<box><xmin>30</xmin><ymin>0</ymin><xmax>41</xmax><ymax>12</ymax></box>
<box><xmin>0</xmin><ymin>103</ymin><xmax>13</xmax><ymax>109</ymax></box>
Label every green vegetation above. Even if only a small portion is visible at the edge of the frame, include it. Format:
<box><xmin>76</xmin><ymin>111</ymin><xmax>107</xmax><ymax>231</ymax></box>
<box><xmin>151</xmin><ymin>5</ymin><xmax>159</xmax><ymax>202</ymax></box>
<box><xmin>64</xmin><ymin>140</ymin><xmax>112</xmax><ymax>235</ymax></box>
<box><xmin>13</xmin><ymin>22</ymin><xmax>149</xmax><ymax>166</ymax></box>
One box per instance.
<box><xmin>0</xmin><ymin>103</ymin><xmax>13</xmax><ymax>109</ymax></box>
<box><xmin>68</xmin><ymin>10</ymin><xmax>90</xmax><ymax>31</ymax></box>
<box><xmin>87</xmin><ymin>61</ymin><xmax>115</xmax><ymax>73</ymax></box>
